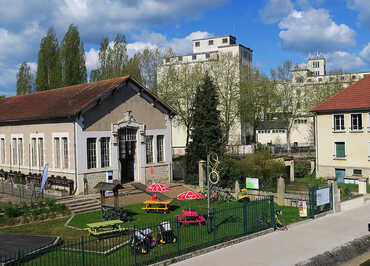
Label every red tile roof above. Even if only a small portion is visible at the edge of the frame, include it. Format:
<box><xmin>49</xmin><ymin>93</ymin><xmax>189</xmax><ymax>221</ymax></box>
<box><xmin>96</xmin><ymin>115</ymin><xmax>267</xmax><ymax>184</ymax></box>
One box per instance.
<box><xmin>311</xmin><ymin>74</ymin><xmax>370</xmax><ymax>113</ymax></box>
<box><xmin>0</xmin><ymin>76</ymin><xmax>175</xmax><ymax>122</ymax></box>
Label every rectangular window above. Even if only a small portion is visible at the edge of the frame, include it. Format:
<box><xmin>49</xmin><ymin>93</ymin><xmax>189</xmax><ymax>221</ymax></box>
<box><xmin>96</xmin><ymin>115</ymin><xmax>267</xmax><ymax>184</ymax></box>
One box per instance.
<box><xmin>0</xmin><ymin>138</ymin><xmax>4</xmax><ymax>164</ymax></box>
<box><xmin>208</xmin><ymin>40</ymin><xmax>214</xmax><ymax>45</ymax></box>
<box><xmin>195</xmin><ymin>41</ymin><xmax>200</xmax><ymax>47</ymax></box>
<box><xmin>334</xmin><ymin>114</ymin><xmax>345</xmax><ymax>131</ymax></box>
<box><xmin>351</xmin><ymin>113</ymin><xmax>362</xmax><ymax>130</ymax></box>
<box><xmin>206</xmin><ymin>53</ymin><xmax>210</xmax><ymax>59</ymax></box>
<box><xmin>145</xmin><ymin>136</ymin><xmax>153</xmax><ymax>163</ymax></box>
<box><xmin>38</xmin><ymin>138</ymin><xmax>44</xmax><ymax>167</ymax></box>
<box><xmin>18</xmin><ymin>138</ymin><xmax>23</xmax><ymax>166</ymax></box>
<box><xmin>54</xmin><ymin>138</ymin><xmax>60</xmax><ymax>168</ymax></box>
<box><xmin>353</xmin><ymin>169</ymin><xmax>362</xmax><ymax>176</ymax></box>
<box><xmin>157</xmin><ymin>135</ymin><xmax>164</xmax><ymax>162</ymax></box>
<box><xmin>31</xmin><ymin>138</ymin><xmax>37</xmax><ymax>167</ymax></box>
<box><xmin>12</xmin><ymin>138</ymin><xmax>17</xmax><ymax>165</ymax></box>
<box><xmin>62</xmin><ymin>137</ymin><xmax>68</xmax><ymax>169</ymax></box>
<box><xmin>192</xmin><ymin>55</ymin><xmax>197</xmax><ymax>60</ymax></box>
<box><xmin>222</xmin><ymin>38</ymin><xmax>228</xmax><ymax>43</ymax></box>
<box><xmin>87</xmin><ymin>138</ymin><xmax>97</xmax><ymax>169</ymax></box>
<box><xmin>178</xmin><ymin>56</ymin><xmax>182</xmax><ymax>62</ymax></box>
<box><xmin>335</xmin><ymin>142</ymin><xmax>345</xmax><ymax>158</ymax></box>
<box><xmin>100</xmin><ymin>137</ymin><xmax>110</xmax><ymax>168</ymax></box>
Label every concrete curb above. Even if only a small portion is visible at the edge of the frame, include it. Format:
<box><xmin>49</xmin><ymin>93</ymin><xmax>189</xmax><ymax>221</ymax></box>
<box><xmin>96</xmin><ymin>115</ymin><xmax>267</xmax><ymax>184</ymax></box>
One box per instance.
<box><xmin>150</xmin><ymin>228</ymin><xmax>274</xmax><ymax>266</ymax></box>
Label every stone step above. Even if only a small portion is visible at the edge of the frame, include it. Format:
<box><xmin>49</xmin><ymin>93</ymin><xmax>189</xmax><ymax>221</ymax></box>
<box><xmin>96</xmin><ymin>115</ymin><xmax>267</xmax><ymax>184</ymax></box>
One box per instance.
<box><xmin>69</xmin><ymin>202</ymin><xmax>100</xmax><ymax>212</ymax></box>
<box><xmin>72</xmin><ymin>205</ymin><xmax>101</xmax><ymax>214</ymax></box>
<box><xmin>64</xmin><ymin>199</ymin><xmax>100</xmax><ymax>208</ymax></box>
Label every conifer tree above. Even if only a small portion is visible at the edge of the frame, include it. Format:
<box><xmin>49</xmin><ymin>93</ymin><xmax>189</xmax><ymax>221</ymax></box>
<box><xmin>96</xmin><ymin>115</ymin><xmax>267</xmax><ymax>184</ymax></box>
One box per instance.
<box><xmin>16</xmin><ymin>62</ymin><xmax>34</xmax><ymax>95</ymax></box>
<box><xmin>185</xmin><ymin>72</ymin><xmax>223</xmax><ymax>184</ymax></box>
<box><xmin>35</xmin><ymin>27</ymin><xmax>62</xmax><ymax>91</ymax></box>
<box><xmin>60</xmin><ymin>24</ymin><xmax>87</xmax><ymax>86</ymax></box>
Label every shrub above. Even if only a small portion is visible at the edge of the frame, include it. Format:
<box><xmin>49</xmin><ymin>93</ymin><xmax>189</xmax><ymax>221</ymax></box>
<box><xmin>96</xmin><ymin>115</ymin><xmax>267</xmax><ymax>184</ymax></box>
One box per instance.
<box><xmin>4</xmin><ymin>203</ymin><xmax>19</xmax><ymax>218</ymax></box>
<box><xmin>294</xmin><ymin>160</ymin><xmax>311</xmax><ymax>178</ymax></box>
<box><xmin>217</xmin><ymin>156</ymin><xmax>242</xmax><ymax>188</ymax></box>
<box><xmin>234</xmin><ymin>150</ymin><xmax>285</xmax><ymax>192</ymax></box>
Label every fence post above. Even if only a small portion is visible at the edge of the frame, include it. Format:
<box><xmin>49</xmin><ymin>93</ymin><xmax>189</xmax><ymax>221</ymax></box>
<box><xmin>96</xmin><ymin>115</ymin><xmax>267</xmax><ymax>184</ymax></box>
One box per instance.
<box><xmin>176</xmin><ymin>219</ymin><xmax>180</xmax><ymax>256</ymax></box>
<box><xmin>133</xmin><ymin>225</ymin><xmax>136</xmax><ymax>266</ymax></box>
<box><xmin>16</xmin><ymin>249</ymin><xmax>21</xmax><ymax>266</ymax></box>
<box><xmin>81</xmin><ymin>236</ymin><xmax>85</xmax><ymax>266</ymax></box>
<box><xmin>243</xmin><ymin>199</ymin><xmax>247</xmax><ymax>235</ymax></box>
<box><xmin>269</xmin><ymin>196</ymin><xmax>275</xmax><ymax>230</ymax></box>
<box><xmin>213</xmin><ymin>209</ymin><xmax>216</xmax><ymax>244</ymax></box>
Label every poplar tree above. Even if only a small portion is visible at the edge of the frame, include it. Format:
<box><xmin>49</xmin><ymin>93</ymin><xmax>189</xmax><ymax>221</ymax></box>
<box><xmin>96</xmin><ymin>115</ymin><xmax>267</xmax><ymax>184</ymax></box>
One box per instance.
<box><xmin>93</xmin><ymin>33</ymin><xmax>128</xmax><ymax>81</ymax></box>
<box><xmin>60</xmin><ymin>24</ymin><xmax>87</xmax><ymax>86</ymax></box>
<box><xmin>16</xmin><ymin>62</ymin><xmax>34</xmax><ymax>95</ymax></box>
<box><xmin>124</xmin><ymin>54</ymin><xmax>143</xmax><ymax>83</ymax></box>
<box><xmin>35</xmin><ymin>27</ymin><xmax>62</xmax><ymax>91</ymax></box>
<box><xmin>185</xmin><ymin>72</ymin><xmax>223</xmax><ymax>184</ymax></box>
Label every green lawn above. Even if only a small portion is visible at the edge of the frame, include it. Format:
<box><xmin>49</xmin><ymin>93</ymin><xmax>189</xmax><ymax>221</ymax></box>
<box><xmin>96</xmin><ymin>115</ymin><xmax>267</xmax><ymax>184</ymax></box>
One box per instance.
<box><xmin>1</xmin><ymin>198</ymin><xmax>305</xmax><ymax>266</ymax></box>
<box><xmin>0</xmin><ymin>217</ymin><xmax>88</xmax><ymax>241</ymax></box>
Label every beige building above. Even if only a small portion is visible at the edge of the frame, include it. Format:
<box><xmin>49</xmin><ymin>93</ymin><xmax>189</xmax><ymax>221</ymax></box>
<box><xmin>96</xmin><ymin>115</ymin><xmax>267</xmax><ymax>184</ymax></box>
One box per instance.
<box><xmin>311</xmin><ymin>74</ymin><xmax>370</xmax><ymax>183</ymax></box>
<box><xmin>158</xmin><ymin>35</ymin><xmax>253</xmax><ymax>154</ymax></box>
<box><xmin>0</xmin><ymin>76</ymin><xmax>176</xmax><ymax>194</ymax></box>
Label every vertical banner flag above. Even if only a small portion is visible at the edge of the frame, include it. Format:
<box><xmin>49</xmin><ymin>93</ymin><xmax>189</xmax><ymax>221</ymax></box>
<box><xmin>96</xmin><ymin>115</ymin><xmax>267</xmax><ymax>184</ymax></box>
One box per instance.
<box><xmin>40</xmin><ymin>164</ymin><xmax>49</xmax><ymax>193</ymax></box>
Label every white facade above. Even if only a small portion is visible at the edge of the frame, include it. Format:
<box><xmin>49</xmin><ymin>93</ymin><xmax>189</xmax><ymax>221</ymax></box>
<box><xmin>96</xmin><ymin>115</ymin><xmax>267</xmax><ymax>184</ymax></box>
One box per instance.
<box><xmin>158</xmin><ymin>35</ymin><xmax>253</xmax><ymax>155</ymax></box>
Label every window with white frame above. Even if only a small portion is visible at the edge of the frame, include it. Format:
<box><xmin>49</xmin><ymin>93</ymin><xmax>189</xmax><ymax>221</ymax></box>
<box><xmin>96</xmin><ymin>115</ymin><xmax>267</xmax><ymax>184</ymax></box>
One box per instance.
<box><xmin>334</xmin><ymin>142</ymin><xmax>345</xmax><ymax>158</ymax></box>
<box><xmin>38</xmin><ymin>138</ymin><xmax>44</xmax><ymax>167</ymax></box>
<box><xmin>333</xmin><ymin>114</ymin><xmax>345</xmax><ymax>131</ymax></box>
<box><xmin>62</xmin><ymin>137</ymin><xmax>68</xmax><ymax>169</ymax></box>
<box><xmin>0</xmin><ymin>138</ymin><xmax>5</xmax><ymax>164</ymax></box>
<box><xmin>157</xmin><ymin>135</ymin><xmax>164</xmax><ymax>162</ymax></box>
<box><xmin>18</xmin><ymin>138</ymin><xmax>23</xmax><ymax>166</ymax></box>
<box><xmin>31</xmin><ymin>138</ymin><xmax>37</xmax><ymax>167</ymax></box>
<box><xmin>145</xmin><ymin>136</ymin><xmax>153</xmax><ymax>163</ymax></box>
<box><xmin>100</xmin><ymin>137</ymin><xmax>110</xmax><ymax>168</ymax></box>
<box><xmin>87</xmin><ymin>138</ymin><xmax>97</xmax><ymax>169</ymax></box>
<box><xmin>351</xmin><ymin>113</ymin><xmax>362</xmax><ymax>130</ymax></box>
<box><xmin>12</xmin><ymin>138</ymin><xmax>17</xmax><ymax>165</ymax></box>
<box><xmin>54</xmin><ymin>138</ymin><xmax>60</xmax><ymax>168</ymax></box>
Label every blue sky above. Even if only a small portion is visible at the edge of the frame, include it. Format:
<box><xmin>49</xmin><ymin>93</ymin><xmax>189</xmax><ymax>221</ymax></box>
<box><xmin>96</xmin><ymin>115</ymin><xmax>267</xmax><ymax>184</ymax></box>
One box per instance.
<box><xmin>1</xmin><ymin>0</ymin><xmax>370</xmax><ymax>96</ymax></box>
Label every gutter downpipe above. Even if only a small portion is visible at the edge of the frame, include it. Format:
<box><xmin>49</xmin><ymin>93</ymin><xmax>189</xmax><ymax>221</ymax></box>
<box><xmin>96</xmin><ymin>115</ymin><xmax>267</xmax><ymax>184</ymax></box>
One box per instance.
<box><xmin>72</xmin><ymin>119</ymin><xmax>78</xmax><ymax>195</ymax></box>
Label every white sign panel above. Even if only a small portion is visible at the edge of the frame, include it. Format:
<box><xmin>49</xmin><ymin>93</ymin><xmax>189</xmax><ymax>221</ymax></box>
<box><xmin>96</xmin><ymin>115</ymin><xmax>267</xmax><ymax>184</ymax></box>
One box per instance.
<box><xmin>246</xmin><ymin>178</ymin><xmax>259</xmax><ymax>190</ymax></box>
<box><xmin>316</xmin><ymin>187</ymin><xmax>330</xmax><ymax>206</ymax></box>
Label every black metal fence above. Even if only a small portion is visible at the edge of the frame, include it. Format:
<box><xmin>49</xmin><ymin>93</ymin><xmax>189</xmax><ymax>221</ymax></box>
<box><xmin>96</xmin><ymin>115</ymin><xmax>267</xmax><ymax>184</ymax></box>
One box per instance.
<box><xmin>1</xmin><ymin>196</ymin><xmax>274</xmax><ymax>266</ymax></box>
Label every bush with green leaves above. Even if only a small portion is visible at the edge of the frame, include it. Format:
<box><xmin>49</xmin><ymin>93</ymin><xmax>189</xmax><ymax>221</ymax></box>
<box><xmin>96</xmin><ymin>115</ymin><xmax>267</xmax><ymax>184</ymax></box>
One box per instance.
<box><xmin>4</xmin><ymin>203</ymin><xmax>19</xmax><ymax>218</ymax></box>
<box><xmin>234</xmin><ymin>150</ymin><xmax>285</xmax><ymax>192</ymax></box>
<box><xmin>294</xmin><ymin>160</ymin><xmax>311</xmax><ymax>178</ymax></box>
<box><xmin>217</xmin><ymin>156</ymin><xmax>242</xmax><ymax>188</ymax></box>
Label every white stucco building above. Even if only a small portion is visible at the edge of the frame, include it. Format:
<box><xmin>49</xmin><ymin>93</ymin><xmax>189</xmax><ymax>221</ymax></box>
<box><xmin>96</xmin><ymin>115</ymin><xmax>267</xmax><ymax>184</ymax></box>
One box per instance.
<box><xmin>158</xmin><ymin>35</ymin><xmax>253</xmax><ymax>155</ymax></box>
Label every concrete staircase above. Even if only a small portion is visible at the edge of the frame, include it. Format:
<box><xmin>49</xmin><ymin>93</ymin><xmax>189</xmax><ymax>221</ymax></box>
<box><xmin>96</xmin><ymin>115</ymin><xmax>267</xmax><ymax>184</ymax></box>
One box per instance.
<box><xmin>56</xmin><ymin>195</ymin><xmax>100</xmax><ymax>214</ymax></box>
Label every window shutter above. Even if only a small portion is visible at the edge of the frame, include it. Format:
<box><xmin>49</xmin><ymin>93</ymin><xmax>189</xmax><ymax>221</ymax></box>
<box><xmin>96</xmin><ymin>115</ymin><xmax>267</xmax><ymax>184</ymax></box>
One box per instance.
<box><xmin>336</xmin><ymin>143</ymin><xmax>345</xmax><ymax>158</ymax></box>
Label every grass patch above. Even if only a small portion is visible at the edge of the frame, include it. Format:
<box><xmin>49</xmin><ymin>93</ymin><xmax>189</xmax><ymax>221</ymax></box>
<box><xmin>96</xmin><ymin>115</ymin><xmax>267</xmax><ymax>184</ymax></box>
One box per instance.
<box><xmin>0</xmin><ymin>217</ymin><xmax>88</xmax><ymax>241</ymax></box>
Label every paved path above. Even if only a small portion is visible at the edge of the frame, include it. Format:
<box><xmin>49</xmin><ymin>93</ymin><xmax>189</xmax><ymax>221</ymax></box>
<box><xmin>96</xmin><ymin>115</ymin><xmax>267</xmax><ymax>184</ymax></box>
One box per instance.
<box><xmin>173</xmin><ymin>203</ymin><xmax>370</xmax><ymax>266</ymax></box>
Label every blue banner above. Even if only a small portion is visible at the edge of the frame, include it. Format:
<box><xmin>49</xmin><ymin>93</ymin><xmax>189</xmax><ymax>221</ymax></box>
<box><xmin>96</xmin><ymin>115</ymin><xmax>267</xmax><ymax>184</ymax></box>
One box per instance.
<box><xmin>40</xmin><ymin>164</ymin><xmax>49</xmax><ymax>193</ymax></box>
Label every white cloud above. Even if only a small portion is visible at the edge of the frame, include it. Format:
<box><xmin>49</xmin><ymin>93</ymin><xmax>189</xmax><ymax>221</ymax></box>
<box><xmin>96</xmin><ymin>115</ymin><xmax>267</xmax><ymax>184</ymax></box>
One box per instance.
<box><xmin>347</xmin><ymin>0</ymin><xmax>370</xmax><ymax>29</ymax></box>
<box><xmin>360</xmin><ymin>42</ymin><xmax>370</xmax><ymax>64</ymax></box>
<box><xmin>260</xmin><ymin>0</ymin><xmax>294</xmax><ymax>24</ymax></box>
<box><xmin>325</xmin><ymin>51</ymin><xmax>366</xmax><ymax>72</ymax></box>
<box><xmin>85</xmin><ymin>48</ymin><xmax>99</xmax><ymax>71</ymax></box>
<box><xmin>279</xmin><ymin>8</ymin><xmax>356</xmax><ymax>53</ymax></box>
<box><xmin>127</xmin><ymin>42</ymin><xmax>158</xmax><ymax>58</ymax></box>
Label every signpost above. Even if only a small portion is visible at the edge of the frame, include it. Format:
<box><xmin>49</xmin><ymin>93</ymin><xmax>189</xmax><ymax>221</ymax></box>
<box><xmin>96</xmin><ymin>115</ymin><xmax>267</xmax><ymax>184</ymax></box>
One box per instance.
<box><xmin>316</xmin><ymin>187</ymin><xmax>330</xmax><ymax>206</ymax></box>
<box><xmin>246</xmin><ymin>177</ymin><xmax>259</xmax><ymax>190</ymax></box>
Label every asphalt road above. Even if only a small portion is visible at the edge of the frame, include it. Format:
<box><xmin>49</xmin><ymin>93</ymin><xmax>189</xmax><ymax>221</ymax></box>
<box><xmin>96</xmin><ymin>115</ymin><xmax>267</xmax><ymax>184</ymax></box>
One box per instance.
<box><xmin>0</xmin><ymin>233</ymin><xmax>57</xmax><ymax>259</ymax></box>
<box><xmin>173</xmin><ymin>202</ymin><xmax>370</xmax><ymax>266</ymax></box>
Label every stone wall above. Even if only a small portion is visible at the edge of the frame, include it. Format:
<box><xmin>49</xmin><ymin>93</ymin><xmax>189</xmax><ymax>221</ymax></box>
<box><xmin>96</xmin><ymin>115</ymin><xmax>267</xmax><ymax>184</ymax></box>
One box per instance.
<box><xmin>143</xmin><ymin>164</ymin><xmax>170</xmax><ymax>184</ymax></box>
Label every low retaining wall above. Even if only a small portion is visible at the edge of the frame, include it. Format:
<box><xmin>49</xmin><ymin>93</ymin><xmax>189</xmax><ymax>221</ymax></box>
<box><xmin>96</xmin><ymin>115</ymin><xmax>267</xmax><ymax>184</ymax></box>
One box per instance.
<box><xmin>340</xmin><ymin>195</ymin><xmax>365</xmax><ymax>211</ymax></box>
<box><xmin>296</xmin><ymin>234</ymin><xmax>370</xmax><ymax>266</ymax></box>
<box><xmin>249</xmin><ymin>190</ymin><xmax>309</xmax><ymax>207</ymax></box>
